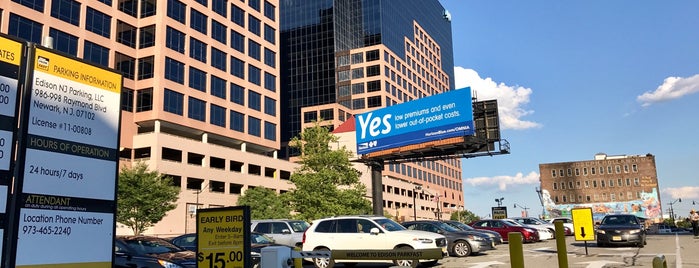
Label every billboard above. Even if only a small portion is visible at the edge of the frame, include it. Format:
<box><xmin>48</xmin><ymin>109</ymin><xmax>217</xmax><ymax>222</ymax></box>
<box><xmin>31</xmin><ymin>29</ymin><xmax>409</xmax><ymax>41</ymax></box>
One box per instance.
<box><xmin>11</xmin><ymin>46</ymin><xmax>121</xmax><ymax>268</ymax></box>
<box><xmin>197</xmin><ymin>206</ymin><xmax>251</xmax><ymax>268</ymax></box>
<box><xmin>355</xmin><ymin>88</ymin><xmax>474</xmax><ymax>154</ymax></box>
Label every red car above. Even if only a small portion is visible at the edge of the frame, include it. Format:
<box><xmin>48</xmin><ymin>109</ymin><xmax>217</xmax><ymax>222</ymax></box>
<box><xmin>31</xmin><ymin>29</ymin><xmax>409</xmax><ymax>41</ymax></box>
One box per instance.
<box><xmin>469</xmin><ymin>219</ymin><xmax>539</xmax><ymax>243</ymax></box>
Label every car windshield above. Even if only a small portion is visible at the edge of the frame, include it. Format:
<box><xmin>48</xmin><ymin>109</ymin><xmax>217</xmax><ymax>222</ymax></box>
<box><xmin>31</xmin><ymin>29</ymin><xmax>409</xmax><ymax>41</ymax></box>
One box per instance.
<box><xmin>251</xmin><ymin>233</ymin><xmax>274</xmax><ymax>244</ymax></box>
<box><xmin>601</xmin><ymin>215</ymin><xmax>638</xmax><ymax>225</ymax></box>
<box><xmin>435</xmin><ymin>221</ymin><xmax>461</xmax><ymax>232</ymax></box>
<box><xmin>531</xmin><ymin>218</ymin><xmax>549</xmax><ymax>224</ymax></box>
<box><xmin>123</xmin><ymin>237</ymin><xmax>184</xmax><ymax>254</ymax></box>
<box><xmin>374</xmin><ymin>218</ymin><xmax>407</xmax><ymax>231</ymax></box>
<box><xmin>289</xmin><ymin>221</ymin><xmax>310</xmax><ymax>232</ymax></box>
<box><xmin>447</xmin><ymin>221</ymin><xmax>475</xmax><ymax>230</ymax></box>
<box><xmin>503</xmin><ymin>220</ymin><xmax>522</xmax><ymax>227</ymax></box>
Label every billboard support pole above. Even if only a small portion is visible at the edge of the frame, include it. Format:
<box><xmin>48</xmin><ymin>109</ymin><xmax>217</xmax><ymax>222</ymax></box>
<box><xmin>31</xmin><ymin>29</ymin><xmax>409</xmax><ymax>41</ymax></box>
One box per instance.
<box><xmin>369</xmin><ymin>160</ymin><xmax>384</xmax><ymax>216</ymax></box>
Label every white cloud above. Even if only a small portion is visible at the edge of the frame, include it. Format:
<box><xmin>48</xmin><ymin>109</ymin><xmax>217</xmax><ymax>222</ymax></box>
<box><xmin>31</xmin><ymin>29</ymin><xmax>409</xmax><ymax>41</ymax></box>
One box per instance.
<box><xmin>662</xmin><ymin>186</ymin><xmax>699</xmax><ymax>200</ymax></box>
<box><xmin>464</xmin><ymin>171</ymin><xmax>540</xmax><ymax>191</ymax></box>
<box><xmin>637</xmin><ymin>74</ymin><xmax>699</xmax><ymax>107</ymax></box>
<box><xmin>454</xmin><ymin>66</ymin><xmax>541</xmax><ymax>130</ymax></box>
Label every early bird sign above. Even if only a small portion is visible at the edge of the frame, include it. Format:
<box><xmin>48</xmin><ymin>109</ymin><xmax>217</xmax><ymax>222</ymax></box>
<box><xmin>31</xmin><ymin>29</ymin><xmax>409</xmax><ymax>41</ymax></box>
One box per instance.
<box><xmin>572</xmin><ymin>207</ymin><xmax>595</xmax><ymax>241</ymax></box>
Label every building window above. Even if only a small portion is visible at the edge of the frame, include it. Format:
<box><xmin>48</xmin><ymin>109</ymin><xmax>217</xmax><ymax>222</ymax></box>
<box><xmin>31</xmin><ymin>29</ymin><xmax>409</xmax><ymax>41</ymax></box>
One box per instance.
<box><xmin>49</xmin><ymin>28</ymin><xmax>78</xmax><ymax>56</ymax></box>
<box><xmin>248</xmin><ymin>15</ymin><xmax>260</xmax><ymax>36</ymax></box>
<box><xmin>367</xmin><ymin>96</ymin><xmax>381</xmax><ymax>108</ymax></box>
<box><xmin>626</xmin><ymin>178</ymin><xmax>631</xmax><ymax>186</ymax></box>
<box><xmin>8</xmin><ymin>14</ymin><xmax>43</xmax><ymax>43</ymax></box>
<box><xmin>189</xmin><ymin>67</ymin><xmax>207</xmax><ymax>92</ymax></box>
<box><xmin>584</xmin><ymin>181</ymin><xmax>589</xmax><ymax>188</ymax></box>
<box><xmin>248</xmin><ymin>65</ymin><xmax>261</xmax><ymax>85</ymax></box>
<box><xmin>366</xmin><ymin>65</ymin><xmax>380</xmax><ymax>77</ymax></box>
<box><xmin>211</xmin><ymin>47</ymin><xmax>227</xmax><ymax>71</ymax></box>
<box><xmin>121</xmin><ymin>87</ymin><xmax>134</xmax><ymax>112</ymax></box>
<box><xmin>634</xmin><ymin>178</ymin><xmax>639</xmax><ymax>186</ymax></box>
<box><xmin>118</xmin><ymin>0</ymin><xmax>138</xmax><ymax>17</ymax></box>
<box><xmin>83</xmin><ymin>41</ymin><xmax>109</xmax><ymax>67</ymax></box>
<box><xmin>86</xmin><ymin>7</ymin><xmax>111</xmax><ymax>38</ymax></box>
<box><xmin>212</xmin><ymin>0</ymin><xmax>227</xmax><ymax>17</ymax></box>
<box><xmin>586</xmin><ymin>196</ymin><xmax>591</xmax><ymax>202</ymax></box>
<box><xmin>136</xmin><ymin>88</ymin><xmax>153</xmax><ymax>112</ymax></box>
<box><xmin>583</xmin><ymin>168</ymin><xmax>588</xmax><ymax>176</ymax></box>
<box><xmin>551</xmin><ymin>170</ymin><xmax>557</xmax><ymax>178</ymax></box>
<box><xmin>615</xmin><ymin>165</ymin><xmax>621</xmax><ymax>174</ymax></box>
<box><xmin>51</xmin><ymin>0</ymin><xmax>80</xmax><ymax>26</ymax></box>
<box><xmin>190</xmin><ymin>9</ymin><xmax>208</xmax><ymax>34</ymax></box>
<box><xmin>231</xmin><ymin>5</ymin><xmax>245</xmax><ymax>27</ymax></box>
<box><xmin>561</xmin><ymin>182</ymin><xmax>565</xmax><ymax>190</ymax></box>
<box><xmin>166</xmin><ymin>26</ymin><xmax>186</xmax><ymax>53</ymax></box>
<box><xmin>211</xmin><ymin>75</ymin><xmax>226</xmax><ymax>99</ymax></box>
<box><xmin>248</xmin><ymin>0</ymin><xmax>260</xmax><ymax>11</ymax></box>
<box><xmin>167</xmin><ymin>0</ymin><xmax>186</xmax><ymax>24</ymax></box>
<box><xmin>567</xmin><ymin>168</ymin><xmax>572</xmax><ymax>176</ymax></box>
<box><xmin>351</xmin><ymin>68</ymin><xmax>364</xmax><ymax>79</ymax></box>
<box><xmin>12</xmin><ymin>0</ymin><xmax>45</xmax><ymax>12</ymax></box>
<box><xmin>230</xmin><ymin>111</ymin><xmax>244</xmax><ymax>132</ymax></box>
<box><xmin>230</xmin><ymin>56</ymin><xmax>245</xmax><ymax>78</ymax></box>
<box><xmin>212</xmin><ymin>20</ymin><xmax>227</xmax><ymax>45</ymax></box>
<box><xmin>248</xmin><ymin>90</ymin><xmax>261</xmax><ymax>111</ymax></box>
<box><xmin>230</xmin><ymin>83</ymin><xmax>244</xmax><ymax>105</ymax></box>
<box><xmin>264</xmin><ymin>122</ymin><xmax>276</xmax><ymax>141</ymax></box>
<box><xmin>141</xmin><ymin>0</ymin><xmax>156</xmax><ymax>18</ymax></box>
<box><xmin>194</xmin><ymin>0</ymin><xmax>206</xmax><ymax>6</ymax></box>
<box><xmin>264</xmin><ymin>72</ymin><xmax>275</xmax><ymax>92</ymax></box>
<box><xmin>264</xmin><ymin>96</ymin><xmax>275</xmax><ymax>116</ymax></box>
<box><xmin>248</xmin><ymin>40</ymin><xmax>261</xmax><ymax>60</ymax></box>
<box><xmin>352</xmin><ymin>98</ymin><xmax>365</xmax><ymax>109</ymax></box>
<box><xmin>366</xmin><ymin>50</ymin><xmax>379</xmax><ymax>61</ymax></box>
<box><xmin>599</xmin><ymin>166</ymin><xmax>604</xmax><ymax>174</ymax></box>
<box><xmin>618</xmin><ymin>178</ymin><xmax>623</xmax><ymax>186</ymax></box>
<box><xmin>553</xmin><ymin>182</ymin><xmax>558</xmax><ymax>190</ymax></box>
<box><xmin>593</xmin><ymin>180</ymin><xmax>597</xmax><ymax>188</ymax></box>
<box><xmin>601</xmin><ymin>180</ymin><xmax>606</xmax><ymax>188</ymax></box>
<box><xmin>248</xmin><ymin>116</ymin><xmax>261</xmax><ymax>137</ymax></box>
<box><xmin>609</xmin><ymin>180</ymin><xmax>614</xmax><ymax>187</ymax></box>
<box><xmin>210</xmin><ymin>104</ymin><xmax>226</xmax><ymax>127</ymax></box>
<box><xmin>319</xmin><ymin>109</ymin><xmax>333</xmax><ymax>120</ymax></box>
<box><xmin>607</xmin><ymin>166</ymin><xmax>612</xmax><ymax>174</ymax></box>
<box><xmin>164</xmin><ymin>57</ymin><xmax>185</xmax><ymax>84</ymax></box>
<box><xmin>264</xmin><ymin>48</ymin><xmax>275</xmax><ymax>68</ymax></box>
<box><xmin>230</xmin><ymin>30</ymin><xmax>245</xmax><ymax>52</ymax></box>
<box><xmin>303</xmin><ymin>111</ymin><xmax>317</xmax><ymax>123</ymax></box>
<box><xmin>575</xmin><ymin>168</ymin><xmax>580</xmax><ymax>176</ymax></box>
<box><xmin>115</xmin><ymin>53</ymin><xmax>135</xmax><ymax>80</ymax></box>
<box><xmin>263</xmin><ymin>24</ymin><xmax>275</xmax><ymax>44</ymax></box>
<box><xmin>632</xmin><ymin>164</ymin><xmax>638</xmax><ymax>172</ymax></box>
<box><xmin>139</xmin><ymin>25</ymin><xmax>156</xmax><ymax>48</ymax></box>
<box><xmin>559</xmin><ymin>169</ymin><xmax>564</xmax><ymax>177</ymax></box>
<box><xmin>263</xmin><ymin>1</ymin><xmax>275</xmax><ymax>21</ymax></box>
<box><xmin>137</xmin><ymin>56</ymin><xmax>154</xmax><ymax>80</ymax></box>
<box><xmin>624</xmin><ymin>165</ymin><xmax>629</xmax><ymax>173</ymax></box>
<box><xmin>190</xmin><ymin>37</ymin><xmax>207</xmax><ymax>63</ymax></box>
<box><xmin>367</xmin><ymin>80</ymin><xmax>380</xmax><ymax>92</ymax></box>
<box><xmin>117</xmin><ymin>20</ymin><xmax>137</xmax><ymax>48</ymax></box>
<box><xmin>351</xmin><ymin>52</ymin><xmax>363</xmax><ymax>64</ymax></box>
<box><xmin>188</xmin><ymin>97</ymin><xmax>206</xmax><ymax>122</ymax></box>
<box><xmin>591</xmin><ymin>167</ymin><xmax>596</xmax><ymax>175</ymax></box>
<box><xmin>163</xmin><ymin>88</ymin><xmax>184</xmax><ymax>115</ymax></box>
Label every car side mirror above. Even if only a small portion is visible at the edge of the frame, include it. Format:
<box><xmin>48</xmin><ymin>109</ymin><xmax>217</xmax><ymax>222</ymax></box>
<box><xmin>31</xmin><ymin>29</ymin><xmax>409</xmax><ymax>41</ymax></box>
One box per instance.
<box><xmin>282</xmin><ymin>229</ymin><xmax>291</xmax><ymax>234</ymax></box>
<box><xmin>370</xmin><ymin>228</ymin><xmax>380</xmax><ymax>235</ymax></box>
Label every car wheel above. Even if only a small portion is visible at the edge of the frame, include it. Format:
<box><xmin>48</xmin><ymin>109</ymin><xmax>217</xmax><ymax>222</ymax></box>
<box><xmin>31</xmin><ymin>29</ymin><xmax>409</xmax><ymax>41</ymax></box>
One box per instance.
<box><xmin>452</xmin><ymin>240</ymin><xmax>472</xmax><ymax>257</ymax></box>
<box><xmin>312</xmin><ymin>247</ymin><xmax>333</xmax><ymax>268</ymax></box>
<box><xmin>392</xmin><ymin>246</ymin><xmax>415</xmax><ymax>267</ymax></box>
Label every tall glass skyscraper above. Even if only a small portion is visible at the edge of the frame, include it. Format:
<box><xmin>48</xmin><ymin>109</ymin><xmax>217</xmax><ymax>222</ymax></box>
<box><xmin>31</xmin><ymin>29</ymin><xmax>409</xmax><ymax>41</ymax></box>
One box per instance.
<box><xmin>280</xmin><ymin>0</ymin><xmax>464</xmax><ymax>220</ymax></box>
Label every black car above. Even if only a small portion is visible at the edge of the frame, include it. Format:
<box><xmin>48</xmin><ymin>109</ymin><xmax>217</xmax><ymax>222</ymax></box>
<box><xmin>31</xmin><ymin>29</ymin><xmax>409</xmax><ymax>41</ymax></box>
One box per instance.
<box><xmin>170</xmin><ymin>232</ymin><xmax>291</xmax><ymax>267</ymax></box>
<box><xmin>596</xmin><ymin>214</ymin><xmax>647</xmax><ymax>247</ymax></box>
<box><xmin>402</xmin><ymin>220</ymin><xmax>494</xmax><ymax>257</ymax></box>
<box><xmin>442</xmin><ymin>220</ymin><xmax>504</xmax><ymax>245</ymax></box>
<box><xmin>115</xmin><ymin>235</ymin><xmax>197</xmax><ymax>268</ymax></box>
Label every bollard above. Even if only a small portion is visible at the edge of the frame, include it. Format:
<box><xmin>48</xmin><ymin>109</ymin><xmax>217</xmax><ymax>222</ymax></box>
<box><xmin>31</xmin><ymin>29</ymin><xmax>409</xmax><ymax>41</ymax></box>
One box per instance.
<box><xmin>508</xmin><ymin>232</ymin><xmax>524</xmax><ymax>268</ymax></box>
<box><xmin>293</xmin><ymin>247</ymin><xmax>303</xmax><ymax>268</ymax></box>
<box><xmin>554</xmin><ymin>221</ymin><xmax>569</xmax><ymax>268</ymax></box>
<box><xmin>652</xmin><ymin>255</ymin><xmax>667</xmax><ymax>268</ymax></box>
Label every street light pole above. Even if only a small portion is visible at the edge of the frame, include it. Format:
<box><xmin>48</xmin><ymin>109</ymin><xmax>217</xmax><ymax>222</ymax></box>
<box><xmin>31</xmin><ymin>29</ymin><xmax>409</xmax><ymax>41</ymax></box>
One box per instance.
<box><xmin>514</xmin><ymin>203</ymin><xmax>530</xmax><ymax>217</ymax></box>
<box><xmin>413</xmin><ymin>184</ymin><xmax>422</xmax><ymax>220</ymax></box>
<box><xmin>495</xmin><ymin>197</ymin><xmax>504</xmax><ymax>207</ymax></box>
<box><xmin>668</xmin><ymin>198</ymin><xmax>681</xmax><ymax>225</ymax></box>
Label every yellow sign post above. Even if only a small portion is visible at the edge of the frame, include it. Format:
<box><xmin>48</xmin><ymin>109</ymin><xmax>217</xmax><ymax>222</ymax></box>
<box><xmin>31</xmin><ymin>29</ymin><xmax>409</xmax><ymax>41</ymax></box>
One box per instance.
<box><xmin>197</xmin><ymin>206</ymin><xmax>251</xmax><ymax>268</ymax></box>
<box><xmin>571</xmin><ymin>207</ymin><xmax>595</xmax><ymax>255</ymax></box>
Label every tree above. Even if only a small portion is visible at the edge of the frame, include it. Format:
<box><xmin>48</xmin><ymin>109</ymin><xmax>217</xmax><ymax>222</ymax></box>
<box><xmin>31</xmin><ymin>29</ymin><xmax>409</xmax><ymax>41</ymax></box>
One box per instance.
<box><xmin>237</xmin><ymin>187</ymin><xmax>291</xmax><ymax>219</ymax></box>
<box><xmin>450</xmin><ymin>209</ymin><xmax>480</xmax><ymax>224</ymax></box>
<box><xmin>117</xmin><ymin>162</ymin><xmax>180</xmax><ymax>235</ymax></box>
<box><xmin>287</xmin><ymin>121</ymin><xmax>372</xmax><ymax>221</ymax></box>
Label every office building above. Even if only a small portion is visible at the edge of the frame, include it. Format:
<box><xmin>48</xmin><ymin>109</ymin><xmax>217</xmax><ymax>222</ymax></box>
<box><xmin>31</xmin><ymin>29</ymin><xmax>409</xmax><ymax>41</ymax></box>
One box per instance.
<box><xmin>280</xmin><ymin>0</ymin><xmax>464</xmax><ymax>220</ymax></box>
<box><xmin>1</xmin><ymin>0</ymin><xmax>297</xmax><ymax>235</ymax></box>
<box><xmin>539</xmin><ymin>153</ymin><xmax>663</xmax><ymax>223</ymax></box>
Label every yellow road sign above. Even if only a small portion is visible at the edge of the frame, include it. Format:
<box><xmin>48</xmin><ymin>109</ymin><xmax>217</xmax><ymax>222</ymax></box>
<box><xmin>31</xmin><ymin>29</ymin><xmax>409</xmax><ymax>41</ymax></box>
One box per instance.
<box><xmin>571</xmin><ymin>208</ymin><xmax>595</xmax><ymax>241</ymax></box>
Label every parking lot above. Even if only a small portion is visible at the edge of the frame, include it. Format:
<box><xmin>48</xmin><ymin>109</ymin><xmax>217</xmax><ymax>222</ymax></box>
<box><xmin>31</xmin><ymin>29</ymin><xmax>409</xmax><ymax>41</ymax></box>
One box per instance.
<box><xmin>303</xmin><ymin>233</ymin><xmax>699</xmax><ymax>268</ymax></box>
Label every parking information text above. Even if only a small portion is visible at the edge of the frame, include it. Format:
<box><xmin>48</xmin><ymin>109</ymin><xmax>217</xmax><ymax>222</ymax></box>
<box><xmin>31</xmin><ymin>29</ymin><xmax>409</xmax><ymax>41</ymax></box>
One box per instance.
<box><xmin>197</xmin><ymin>207</ymin><xmax>250</xmax><ymax>268</ymax></box>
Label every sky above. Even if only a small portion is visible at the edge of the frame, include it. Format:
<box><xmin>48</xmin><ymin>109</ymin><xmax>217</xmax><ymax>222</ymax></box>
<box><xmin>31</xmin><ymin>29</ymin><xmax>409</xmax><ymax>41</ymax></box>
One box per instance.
<box><xmin>438</xmin><ymin>0</ymin><xmax>699</xmax><ymax>218</ymax></box>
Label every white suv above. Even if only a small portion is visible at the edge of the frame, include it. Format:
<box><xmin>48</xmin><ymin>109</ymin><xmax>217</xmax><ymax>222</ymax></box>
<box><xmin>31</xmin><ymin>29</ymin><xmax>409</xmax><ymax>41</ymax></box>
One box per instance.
<box><xmin>302</xmin><ymin>215</ymin><xmax>447</xmax><ymax>268</ymax></box>
<box><xmin>251</xmin><ymin>219</ymin><xmax>310</xmax><ymax>248</ymax></box>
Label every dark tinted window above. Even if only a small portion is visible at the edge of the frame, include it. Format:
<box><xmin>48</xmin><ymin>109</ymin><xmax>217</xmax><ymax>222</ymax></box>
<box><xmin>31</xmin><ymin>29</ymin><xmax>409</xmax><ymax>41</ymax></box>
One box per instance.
<box><xmin>84</xmin><ymin>41</ymin><xmax>109</xmax><ymax>67</ymax></box>
<box><xmin>167</xmin><ymin>0</ymin><xmax>186</xmax><ymax>24</ymax></box>
<box><xmin>86</xmin><ymin>7</ymin><xmax>111</xmax><ymax>37</ymax></box>
<box><xmin>51</xmin><ymin>0</ymin><xmax>80</xmax><ymax>26</ymax></box>
<box><xmin>49</xmin><ymin>28</ymin><xmax>78</xmax><ymax>56</ymax></box>
<box><xmin>12</xmin><ymin>0</ymin><xmax>45</xmax><ymax>12</ymax></box>
<box><xmin>314</xmin><ymin>220</ymin><xmax>335</xmax><ymax>233</ymax></box>
<box><xmin>8</xmin><ymin>14</ymin><xmax>43</xmax><ymax>43</ymax></box>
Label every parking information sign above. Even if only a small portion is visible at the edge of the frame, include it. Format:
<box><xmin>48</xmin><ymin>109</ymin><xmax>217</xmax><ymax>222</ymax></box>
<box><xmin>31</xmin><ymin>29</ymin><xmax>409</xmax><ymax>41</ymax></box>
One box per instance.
<box><xmin>572</xmin><ymin>207</ymin><xmax>595</xmax><ymax>241</ymax></box>
<box><xmin>11</xmin><ymin>46</ymin><xmax>121</xmax><ymax>268</ymax></box>
<box><xmin>0</xmin><ymin>34</ymin><xmax>25</xmax><ymax>267</ymax></box>
<box><xmin>197</xmin><ymin>206</ymin><xmax>251</xmax><ymax>268</ymax></box>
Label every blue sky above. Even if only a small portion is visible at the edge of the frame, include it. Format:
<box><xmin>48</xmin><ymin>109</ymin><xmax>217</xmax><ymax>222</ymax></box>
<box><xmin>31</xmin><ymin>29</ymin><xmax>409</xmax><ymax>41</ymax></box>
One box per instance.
<box><xmin>439</xmin><ymin>0</ymin><xmax>699</xmax><ymax>218</ymax></box>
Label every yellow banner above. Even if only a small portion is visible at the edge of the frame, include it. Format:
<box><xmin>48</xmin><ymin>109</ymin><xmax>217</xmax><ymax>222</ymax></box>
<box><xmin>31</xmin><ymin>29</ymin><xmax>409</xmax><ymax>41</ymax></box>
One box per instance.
<box><xmin>197</xmin><ymin>208</ymin><xmax>246</xmax><ymax>268</ymax></box>
<box><xmin>572</xmin><ymin>207</ymin><xmax>595</xmax><ymax>241</ymax></box>
<box><xmin>34</xmin><ymin>48</ymin><xmax>121</xmax><ymax>93</ymax></box>
<box><xmin>0</xmin><ymin>35</ymin><xmax>23</xmax><ymax>65</ymax></box>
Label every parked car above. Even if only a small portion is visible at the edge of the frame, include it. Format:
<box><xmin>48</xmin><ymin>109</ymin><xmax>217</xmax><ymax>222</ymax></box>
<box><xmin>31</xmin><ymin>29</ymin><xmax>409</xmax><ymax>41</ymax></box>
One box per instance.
<box><xmin>402</xmin><ymin>220</ymin><xmax>494</xmax><ymax>257</ymax></box>
<box><xmin>442</xmin><ymin>220</ymin><xmax>504</xmax><ymax>245</ymax></box>
<box><xmin>548</xmin><ymin>217</ymin><xmax>575</xmax><ymax>235</ymax></box>
<box><xmin>510</xmin><ymin>217</ymin><xmax>569</xmax><ymax>237</ymax></box>
<box><xmin>302</xmin><ymin>215</ymin><xmax>448</xmax><ymax>268</ymax></box>
<box><xmin>170</xmin><ymin>232</ymin><xmax>289</xmax><ymax>267</ymax></box>
<box><xmin>469</xmin><ymin>219</ymin><xmax>539</xmax><ymax>243</ymax></box>
<box><xmin>503</xmin><ymin>218</ymin><xmax>554</xmax><ymax>241</ymax></box>
<box><xmin>596</xmin><ymin>214</ymin><xmax>647</xmax><ymax>247</ymax></box>
<box><xmin>115</xmin><ymin>235</ymin><xmax>196</xmax><ymax>268</ymax></box>
<box><xmin>251</xmin><ymin>219</ymin><xmax>310</xmax><ymax>248</ymax></box>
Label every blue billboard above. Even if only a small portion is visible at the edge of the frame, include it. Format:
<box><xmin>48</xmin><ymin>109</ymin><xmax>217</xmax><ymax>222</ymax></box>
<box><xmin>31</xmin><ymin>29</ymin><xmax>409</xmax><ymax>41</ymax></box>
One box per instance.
<box><xmin>355</xmin><ymin>88</ymin><xmax>475</xmax><ymax>154</ymax></box>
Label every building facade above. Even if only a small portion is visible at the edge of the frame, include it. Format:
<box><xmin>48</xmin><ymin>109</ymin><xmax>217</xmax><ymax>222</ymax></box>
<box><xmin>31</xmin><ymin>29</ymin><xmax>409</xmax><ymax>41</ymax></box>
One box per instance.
<box><xmin>280</xmin><ymin>0</ymin><xmax>464</xmax><ymax>220</ymax></box>
<box><xmin>1</xmin><ymin>0</ymin><xmax>298</xmax><ymax>235</ymax></box>
<box><xmin>539</xmin><ymin>153</ymin><xmax>662</xmax><ymax>223</ymax></box>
